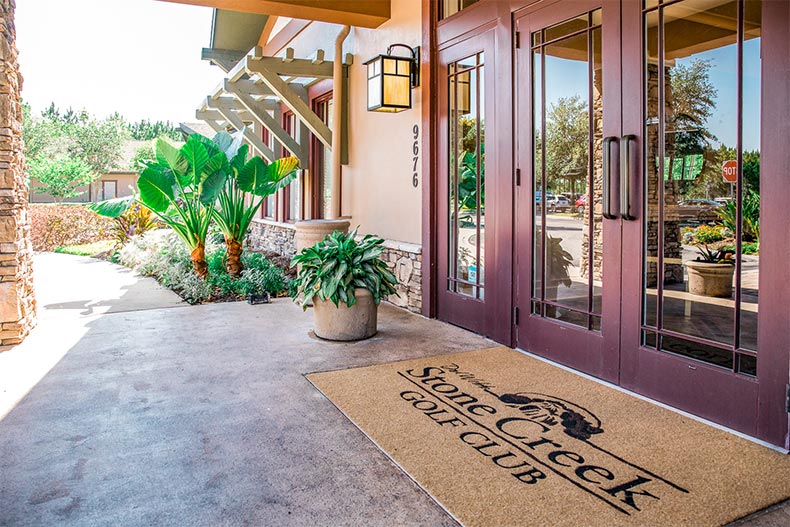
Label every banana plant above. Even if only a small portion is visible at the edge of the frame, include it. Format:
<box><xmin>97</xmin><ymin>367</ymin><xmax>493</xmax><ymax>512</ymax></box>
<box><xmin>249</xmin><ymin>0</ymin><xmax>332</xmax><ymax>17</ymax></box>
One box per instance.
<box><xmin>212</xmin><ymin>147</ymin><xmax>299</xmax><ymax>277</ymax></box>
<box><xmin>90</xmin><ymin>134</ymin><xmax>228</xmax><ymax>278</ymax></box>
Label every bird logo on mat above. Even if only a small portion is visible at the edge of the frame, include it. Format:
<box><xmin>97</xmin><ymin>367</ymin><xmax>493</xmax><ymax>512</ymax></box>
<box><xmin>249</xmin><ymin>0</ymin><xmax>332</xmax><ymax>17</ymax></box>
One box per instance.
<box><xmin>497</xmin><ymin>392</ymin><xmax>604</xmax><ymax>441</ymax></box>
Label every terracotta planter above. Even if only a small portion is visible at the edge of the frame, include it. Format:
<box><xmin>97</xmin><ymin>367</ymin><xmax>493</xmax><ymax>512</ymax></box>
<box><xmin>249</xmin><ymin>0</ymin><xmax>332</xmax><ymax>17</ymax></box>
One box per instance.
<box><xmin>685</xmin><ymin>260</ymin><xmax>735</xmax><ymax>298</ymax></box>
<box><xmin>313</xmin><ymin>288</ymin><xmax>378</xmax><ymax>341</ymax></box>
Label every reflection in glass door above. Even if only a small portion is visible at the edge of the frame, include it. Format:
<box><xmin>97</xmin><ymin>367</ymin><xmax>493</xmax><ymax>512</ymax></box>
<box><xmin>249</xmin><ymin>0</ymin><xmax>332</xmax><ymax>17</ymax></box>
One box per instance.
<box><xmin>532</xmin><ymin>10</ymin><xmax>604</xmax><ymax>330</ymax></box>
<box><xmin>641</xmin><ymin>0</ymin><xmax>761</xmax><ymax>376</ymax></box>
<box><xmin>448</xmin><ymin>53</ymin><xmax>485</xmax><ymax>300</ymax></box>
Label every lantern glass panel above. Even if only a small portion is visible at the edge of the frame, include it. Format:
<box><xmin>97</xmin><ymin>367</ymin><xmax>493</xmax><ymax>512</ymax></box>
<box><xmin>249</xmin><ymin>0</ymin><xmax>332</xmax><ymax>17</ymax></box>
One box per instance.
<box><xmin>383</xmin><ymin>58</ymin><xmax>398</xmax><ymax>74</ymax></box>
<box><xmin>368</xmin><ymin>76</ymin><xmax>382</xmax><ymax>109</ymax></box>
<box><xmin>383</xmin><ymin>74</ymin><xmax>410</xmax><ymax>107</ymax></box>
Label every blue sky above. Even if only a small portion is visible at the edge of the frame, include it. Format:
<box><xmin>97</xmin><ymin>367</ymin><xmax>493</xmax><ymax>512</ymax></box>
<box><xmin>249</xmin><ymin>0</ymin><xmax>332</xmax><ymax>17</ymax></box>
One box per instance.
<box><xmin>542</xmin><ymin>39</ymin><xmax>761</xmax><ymax>152</ymax></box>
<box><xmin>16</xmin><ymin>0</ymin><xmax>226</xmax><ymax>124</ymax></box>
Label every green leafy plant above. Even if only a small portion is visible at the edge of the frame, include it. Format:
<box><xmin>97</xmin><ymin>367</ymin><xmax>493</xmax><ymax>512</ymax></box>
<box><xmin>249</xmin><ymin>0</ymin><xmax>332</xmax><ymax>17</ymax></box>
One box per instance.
<box><xmin>90</xmin><ymin>134</ymin><xmax>229</xmax><ymax>278</ymax></box>
<box><xmin>716</xmin><ymin>188</ymin><xmax>760</xmax><ymax>242</ymax></box>
<box><xmin>211</xmin><ymin>133</ymin><xmax>299</xmax><ymax>277</ymax></box>
<box><xmin>110</xmin><ymin>203</ymin><xmax>160</xmax><ymax>249</ymax></box>
<box><xmin>695</xmin><ymin>245</ymin><xmax>735</xmax><ymax>264</ymax></box>
<box><xmin>290</xmin><ymin>228</ymin><xmax>398</xmax><ymax>309</ymax></box>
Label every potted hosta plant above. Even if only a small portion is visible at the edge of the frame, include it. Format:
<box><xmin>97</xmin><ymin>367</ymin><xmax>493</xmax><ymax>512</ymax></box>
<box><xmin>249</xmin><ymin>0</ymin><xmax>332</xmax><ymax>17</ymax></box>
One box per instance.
<box><xmin>685</xmin><ymin>245</ymin><xmax>735</xmax><ymax>298</ymax></box>
<box><xmin>291</xmin><ymin>228</ymin><xmax>398</xmax><ymax>341</ymax></box>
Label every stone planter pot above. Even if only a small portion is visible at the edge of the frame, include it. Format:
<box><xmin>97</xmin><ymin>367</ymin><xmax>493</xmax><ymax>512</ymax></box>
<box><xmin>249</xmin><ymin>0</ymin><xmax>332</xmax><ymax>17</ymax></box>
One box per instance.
<box><xmin>313</xmin><ymin>288</ymin><xmax>378</xmax><ymax>341</ymax></box>
<box><xmin>685</xmin><ymin>260</ymin><xmax>736</xmax><ymax>298</ymax></box>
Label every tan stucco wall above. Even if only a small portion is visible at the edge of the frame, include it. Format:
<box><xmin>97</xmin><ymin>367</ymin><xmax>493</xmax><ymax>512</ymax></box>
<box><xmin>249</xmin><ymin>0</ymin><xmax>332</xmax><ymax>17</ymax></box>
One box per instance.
<box><xmin>278</xmin><ymin>0</ymin><xmax>423</xmax><ymax>245</ymax></box>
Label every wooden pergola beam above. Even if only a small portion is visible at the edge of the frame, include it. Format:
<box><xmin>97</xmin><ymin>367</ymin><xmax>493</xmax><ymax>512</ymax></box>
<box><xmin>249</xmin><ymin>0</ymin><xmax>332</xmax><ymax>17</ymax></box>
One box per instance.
<box><xmin>252</xmin><ymin>65</ymin><xmax>332</xmax><ymax>148</ymax></box>
<box><xmin>206</xmin><ymin>98</ymin><xmax>277</xmax><ymax>162</ymax></box>
<box><xmin>225</xmin><ymin>80</ymin><xmax>307</xmax><ymax>165</ymax></box>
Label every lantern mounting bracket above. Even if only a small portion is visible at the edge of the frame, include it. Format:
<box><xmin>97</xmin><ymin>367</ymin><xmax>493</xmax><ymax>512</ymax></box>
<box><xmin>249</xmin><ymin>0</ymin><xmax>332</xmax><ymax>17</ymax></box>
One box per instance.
<box><xmin>386</xmin><ymin>43</ymin><xmax>420</xmax><ymax>88</ymax></box>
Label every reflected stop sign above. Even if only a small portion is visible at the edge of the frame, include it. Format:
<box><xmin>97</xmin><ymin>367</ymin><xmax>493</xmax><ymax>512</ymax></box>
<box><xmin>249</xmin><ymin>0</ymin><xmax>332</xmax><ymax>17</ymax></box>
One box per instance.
<box><xmin>722</xmin><ymin>160</ymin><xmax>737</xmax><ymax>183</ymax></box>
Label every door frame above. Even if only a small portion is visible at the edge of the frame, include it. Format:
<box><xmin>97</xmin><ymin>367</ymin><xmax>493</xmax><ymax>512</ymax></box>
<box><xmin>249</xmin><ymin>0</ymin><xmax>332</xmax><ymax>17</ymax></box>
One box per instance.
<box><xmin>512</xmin><ymin>0</ymin><xmax>623</xmax><ymax>384</ymax></box>
<box><xmin>617</xmin><ymin>0</ymin><xmax>790</xmax><ymax>449</ymax></box>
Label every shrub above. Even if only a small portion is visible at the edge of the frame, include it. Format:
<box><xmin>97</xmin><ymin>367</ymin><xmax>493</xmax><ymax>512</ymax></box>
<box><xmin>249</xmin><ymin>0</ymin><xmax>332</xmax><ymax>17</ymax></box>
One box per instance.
<box><xmin>30</xmin><ymin>203</ymin><xmax>113</xmax><ymax>251</ymax></box>
<box><xmin>118</xmin><ymin>230</ymin><xmax>288</xmax><ymax>304</ymax></box>
<box><xmin>692</xmin><ymin>224</ymin><xmax>725</xmax><ymax>245</ymax></box>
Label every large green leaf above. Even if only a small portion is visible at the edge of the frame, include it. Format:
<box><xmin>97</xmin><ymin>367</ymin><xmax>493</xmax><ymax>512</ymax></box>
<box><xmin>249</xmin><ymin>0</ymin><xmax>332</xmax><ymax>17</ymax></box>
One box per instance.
<box><xmin>229</xmin><ymin>144</ymin><xmax>249</xmax><ymax>174</ymax></box>
<box><xmin>202</xmin><ymin>151</ymin><xmax>227</xmax><ymax>182</ymax></box>
<box><xmin>138</xmin><ymin>167</ymin><xmax>176</xmax><ymax>213</ymax></box>
<box><xmin>89</xmin><ymin>195</ymin><xmax>136</xmax><ymax>218</ymax></box>
<box><xmin>212</xmin><ymin>131</ymin><xmax>233</xmax><ymax>154</ymax></box>
<box><xmin>155</xmin><ymin>138</ymin><xmax>187</xmax><ymax>177</ymax></box>
<box><xmin>225</xmin><ymin>129</ymin><xmax>246</xmax><ymax>160</ymax></box>
<box><xmin>237</xmin><ymin>156</ymin><xmax>267</xmax><ymax>194</ymax></box>
<box><xmin>267</xmin><ymin>156</ymin><xmax>300</xmax><ymax>180</ymax></box>
<box><xmin>199</xmin><ymin>170</ymin><xmax>227</xmax><ymax>206</ymax></box>
<box><xmin>180</xmin><ymin>138</ymin><xmax>210</xmax><ymax>188</ymax></box>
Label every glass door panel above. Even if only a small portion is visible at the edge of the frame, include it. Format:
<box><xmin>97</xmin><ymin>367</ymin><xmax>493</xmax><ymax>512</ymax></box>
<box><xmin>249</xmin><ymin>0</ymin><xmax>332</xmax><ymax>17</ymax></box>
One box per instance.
<box><xmin>448</xmin><ymin>53</ymin><xmax>485</xmax><ymax>300</ymax></box>
<box><xmin>515</xmin><ymin>0</ymin><xmax>621</xmax><ymax>383</ymax></box>
<box><xmin>641</xmin><ymin>0</ymin><xmax>761</xmax><ymax>376</ymax></box>
<box><xmin>531</xmin><ymin>12</ymin><xmax>604</xmax><ymax>330</ymax></box>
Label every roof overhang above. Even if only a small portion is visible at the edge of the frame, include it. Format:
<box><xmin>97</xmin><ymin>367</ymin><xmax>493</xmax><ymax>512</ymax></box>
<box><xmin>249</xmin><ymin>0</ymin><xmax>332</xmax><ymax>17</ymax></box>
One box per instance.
<box><xmin>159</xmin><ymin>0</ymin><xmax>390</xmax><ymax>28</ymax></box>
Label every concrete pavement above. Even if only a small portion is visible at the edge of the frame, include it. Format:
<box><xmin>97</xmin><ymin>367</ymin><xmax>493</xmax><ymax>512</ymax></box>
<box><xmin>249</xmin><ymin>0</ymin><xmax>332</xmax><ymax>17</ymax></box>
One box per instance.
<box><xmin>0</xmin><ymin>252</ymin><xmax>786</xmax><ymax>526</ymax></box>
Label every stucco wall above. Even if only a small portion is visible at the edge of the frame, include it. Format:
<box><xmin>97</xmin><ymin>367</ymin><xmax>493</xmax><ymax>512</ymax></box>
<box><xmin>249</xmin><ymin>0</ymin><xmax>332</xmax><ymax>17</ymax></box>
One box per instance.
<box><xmin>276</xmin><ymin>0</ymin><xmax>423</xmax><ymax>245</ymax></box>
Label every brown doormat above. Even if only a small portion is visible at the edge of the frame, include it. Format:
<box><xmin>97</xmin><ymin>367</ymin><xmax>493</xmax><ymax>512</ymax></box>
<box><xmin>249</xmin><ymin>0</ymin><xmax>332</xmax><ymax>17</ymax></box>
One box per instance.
<box><xmin>307</xmin><ymin>347</ymin><xmax>790</xmax><ymax>527</ymax></box>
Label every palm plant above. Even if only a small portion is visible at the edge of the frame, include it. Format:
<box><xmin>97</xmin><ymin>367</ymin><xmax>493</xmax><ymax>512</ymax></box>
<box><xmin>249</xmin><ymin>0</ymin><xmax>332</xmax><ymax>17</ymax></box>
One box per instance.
<box><xmin>90</xmin><ymin>134</ymin><xmax>229</xmax><ymax>278</ymax></box>
<box><xmin>716</xmin><ymin>187</ymin><xmax>760</xmax><ymax>243</ymax></box>
<box><xmin>213</xmin><ymin>149</ymin><xmax>299</xmax><ymax>277</ymax></box>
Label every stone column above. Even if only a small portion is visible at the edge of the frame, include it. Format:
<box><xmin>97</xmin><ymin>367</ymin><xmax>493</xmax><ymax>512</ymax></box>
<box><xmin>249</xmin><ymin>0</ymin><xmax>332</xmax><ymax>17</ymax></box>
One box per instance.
<box><xmin>0</xmin><ymin>0</ymin><xmax>36</xmax><ymax>349</ymax></box>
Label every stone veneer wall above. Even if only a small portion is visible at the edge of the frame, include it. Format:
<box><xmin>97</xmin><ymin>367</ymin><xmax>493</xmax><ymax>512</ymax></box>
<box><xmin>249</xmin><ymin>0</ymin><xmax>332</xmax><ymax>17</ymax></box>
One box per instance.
<box><xmin>0</xmin><ymin>0</ymin><xmax>35</xmax><ymax>348</ymax></box>
<box><xmin>246</xmin><ymin>219</ymin><xmax>297</xmax><ymax>259</ymax></box>
<box><xmin>246</xmin><ymin>219</ymin><xmax>423</xmax><ymax>313</ymax></box>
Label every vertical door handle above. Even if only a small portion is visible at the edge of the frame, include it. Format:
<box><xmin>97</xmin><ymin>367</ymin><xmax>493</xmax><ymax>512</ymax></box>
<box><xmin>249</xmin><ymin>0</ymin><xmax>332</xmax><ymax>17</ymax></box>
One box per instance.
<box><xmin>620</xmin><ymin>134</ymin><xmax>637</xmax><ymax>221</ymax></box>
<box><xmin>602</xmin><ymin>136</ymin><xmax>618</xmax><ymax>219</ymax></box>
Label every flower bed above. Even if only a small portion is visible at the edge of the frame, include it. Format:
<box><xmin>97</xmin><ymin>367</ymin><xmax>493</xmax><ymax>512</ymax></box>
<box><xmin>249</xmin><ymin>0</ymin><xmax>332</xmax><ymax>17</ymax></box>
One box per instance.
<box><xmin>118</xmin><ymin>230</ymin><xmax>290</xmax><ymax>304</ymax></box>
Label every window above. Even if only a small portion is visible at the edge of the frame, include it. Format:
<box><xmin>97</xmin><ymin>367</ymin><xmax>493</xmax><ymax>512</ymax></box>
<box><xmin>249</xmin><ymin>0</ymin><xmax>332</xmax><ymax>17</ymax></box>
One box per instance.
<box><xmin>312</xmin><ymin>92</ymin><xmax>336</xmax><ymax>219</ymax></box>
<box><xmin>440</xmin><ymin>0</ymin><xmax>480</xmax><ymax>20</ymax></box>
<box><xmin>282</xmin><ymin>112</ymin><xmax>301</xmax><ymax>222</ymax></box>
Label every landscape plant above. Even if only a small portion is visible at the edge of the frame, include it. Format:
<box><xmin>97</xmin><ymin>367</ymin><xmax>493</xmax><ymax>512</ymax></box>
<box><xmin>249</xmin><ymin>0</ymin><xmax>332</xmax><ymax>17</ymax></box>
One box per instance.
<box><xmin>91</xmin><ymin>134</ymin><xmax>230</xmax><ymax>277</ymax></box>
<box><xmin>210</xmin><ymin>136</ymin><xmax>298</xmax><ymax>277</ymax></box>
<box><xmin>716</xmin><ymin>188</ymin><xmax>760</xmax><ymax>243</ymax></box>
<box><xmin>291</xmin><ymin>228</ymin><xmax>398</xmax><ymax>309</ymax></box>
<box><xmin>118</xmin><ymin>230</ymin><xmax>288</xmax><ymax>304</ymax></box>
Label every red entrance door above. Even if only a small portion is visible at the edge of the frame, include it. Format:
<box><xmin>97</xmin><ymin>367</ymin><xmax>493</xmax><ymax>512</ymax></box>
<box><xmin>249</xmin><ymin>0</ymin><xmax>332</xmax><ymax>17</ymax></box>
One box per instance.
<box><xmin>514</xmin><ymin>0</ymin><xmax>789</xmax><ymax>448</ymax></box>
<box><xmin>436</xmin><ymin>30</ymin><xmax>513</xmax><ymax>344</ymax></box>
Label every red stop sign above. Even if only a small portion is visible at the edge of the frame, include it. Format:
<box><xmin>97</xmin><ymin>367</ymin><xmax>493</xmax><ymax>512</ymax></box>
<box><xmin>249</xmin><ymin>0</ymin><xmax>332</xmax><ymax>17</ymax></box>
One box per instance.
<box><xmin>722</xmin><ymin>160</ymin><xmax>737</xmax><ymax>183</ymax></box>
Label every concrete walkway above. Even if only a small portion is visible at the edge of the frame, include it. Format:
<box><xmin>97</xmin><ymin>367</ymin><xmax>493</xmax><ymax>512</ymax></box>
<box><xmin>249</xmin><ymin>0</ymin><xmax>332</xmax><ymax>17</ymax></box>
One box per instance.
<box><xmin>0</xmin><ymin>253</ymin><xmax>786</xmax><ymax>526</ymax></box>
<box><xmin>0</xmin><ymin>253</ymin><xmax>489</xmax><ymax>526</ymax></box>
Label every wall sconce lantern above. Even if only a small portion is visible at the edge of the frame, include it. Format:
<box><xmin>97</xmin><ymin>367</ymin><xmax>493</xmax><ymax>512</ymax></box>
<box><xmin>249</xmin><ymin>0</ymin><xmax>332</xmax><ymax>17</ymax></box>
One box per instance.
<box><xmin>364</xmin><ymin>44</ymin><xmax>420</xmax><ymax>112</ymax></box>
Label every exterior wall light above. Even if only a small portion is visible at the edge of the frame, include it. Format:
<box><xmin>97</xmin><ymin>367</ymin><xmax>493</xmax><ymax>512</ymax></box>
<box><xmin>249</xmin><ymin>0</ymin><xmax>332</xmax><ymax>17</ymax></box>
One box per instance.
<box><xmin>364</xmin><ymin>44</ymin><xmax>420</xmax><ymax>112</ymax></box>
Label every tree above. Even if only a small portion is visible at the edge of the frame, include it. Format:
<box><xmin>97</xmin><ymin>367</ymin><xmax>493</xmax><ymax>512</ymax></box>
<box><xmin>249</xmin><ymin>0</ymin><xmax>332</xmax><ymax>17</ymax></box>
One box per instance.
<box><xmin>544</xmin><ymin>95</ymin><xmax>589</xmax><ymax>192</ymax></box>
<box><xmin>128</xmin><ymin>119</ymin><xmax>180</xmax><ymax>141</ymax></box>
<box><xmin>129</xmin><ymin>141</ymin><xmax>155</xmax><ymax>171</ymax></box>
<box><xmin>29</xmin><ymin>155</ymin><xmax>96</xmax><ymax>202</ymax></box>
<box><xmin>22</xmin><ymin>103</ymin><xmax>59</xmax><ymax>161</ymax></box>
<box><xmin>67</xmin><ymin>114</ymin><xmax>129</xmax><ymax>175</ymax></box>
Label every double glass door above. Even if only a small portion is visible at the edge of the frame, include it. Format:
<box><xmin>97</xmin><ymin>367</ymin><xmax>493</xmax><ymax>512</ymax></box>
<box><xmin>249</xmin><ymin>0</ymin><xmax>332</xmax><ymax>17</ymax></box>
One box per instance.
<box><xmin>514</xmin><ymin>0</ymin><xmax>787</xmax><ymax>447</ymax></box>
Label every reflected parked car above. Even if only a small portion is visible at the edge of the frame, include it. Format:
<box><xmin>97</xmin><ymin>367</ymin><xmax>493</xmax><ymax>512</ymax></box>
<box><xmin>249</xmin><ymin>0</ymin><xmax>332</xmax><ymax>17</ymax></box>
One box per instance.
<box><xmin>676</xmin><ymin>198</ymin><xmax>722</xmax><ymax>223</ymax></box>
<box><xmin>575</xmin><ymin>195</ymin><xmax>587</xmax><ymax>214</ymax></box>
<box><xmin>547</xmin><ymin>194</ymin><xmax>571</xmax><ymax>212</ymax></box>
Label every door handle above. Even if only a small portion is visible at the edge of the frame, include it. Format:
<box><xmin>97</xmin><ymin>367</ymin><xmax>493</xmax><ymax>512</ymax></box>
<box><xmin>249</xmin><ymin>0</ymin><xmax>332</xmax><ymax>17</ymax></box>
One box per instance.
<box><xmin>602</xmin><ymin>136</ymin><xmax>618</xmax><ymax>219</ymax></box>
<box><xmin>620</xmin><ymin>134</ymin><xmax>637</xmax><ymax>221</ymax></box>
